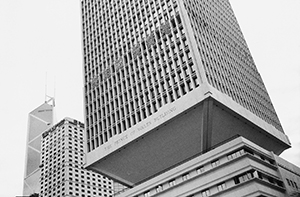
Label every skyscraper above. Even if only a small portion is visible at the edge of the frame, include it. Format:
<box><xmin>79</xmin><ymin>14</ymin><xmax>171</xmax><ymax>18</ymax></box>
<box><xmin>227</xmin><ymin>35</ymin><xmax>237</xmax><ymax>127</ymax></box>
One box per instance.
<box><xmin>23</xmin><ymin>98</ymin><xmax>55</xmax><ymax>196</ymax></box>
<box><xmin>40</xmin><ymin>117</ymin><xmax>114</xmax><ymax>197</ymax></box>
<box><xmin>81</xmin><ymin>0</ymin><xmax>290</xmax><ymax>186</ymax></box>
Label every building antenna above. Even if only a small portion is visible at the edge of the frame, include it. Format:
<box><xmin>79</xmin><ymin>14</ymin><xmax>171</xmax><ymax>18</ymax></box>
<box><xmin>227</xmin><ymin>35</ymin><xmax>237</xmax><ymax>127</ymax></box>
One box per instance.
<box><xmin>53</xmin><ymin>75</ymin><xmax>56</xmax><ymax>107</ymax></box>
<box><xmin>44</xmin><ymin>72</ymin><xmax>55</xmax><ymax>106</ymax></box>
<box><xmin>45</xmin><ymin>72</ymin><xmax>48</xmax><ymax>103</ymax></box>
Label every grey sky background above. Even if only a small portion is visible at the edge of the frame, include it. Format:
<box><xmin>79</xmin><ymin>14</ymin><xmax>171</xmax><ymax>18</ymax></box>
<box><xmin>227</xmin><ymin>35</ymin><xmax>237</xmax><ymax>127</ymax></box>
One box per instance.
<box><xmin>0</xmin><ymin>1</ymin><xmax>299</xmax><ymax>196</ymax></box>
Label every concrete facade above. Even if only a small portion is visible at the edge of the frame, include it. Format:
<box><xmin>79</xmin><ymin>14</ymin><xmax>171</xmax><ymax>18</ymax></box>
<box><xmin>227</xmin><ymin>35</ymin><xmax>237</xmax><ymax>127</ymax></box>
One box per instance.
<box><xmin>115</xmin><ymin>137</ymin><xmax>300</xmax><ymax>197</ymax></box>
<box><xmin>81</xmin><ymin>0</ymin><xmax>291</xmax><ymax>186</ymax></box>
<box><xmin>274</xmin><ymin>155</ymin><xmax>300</xmax><ymax>196</ymax></box>
<box><xmin>39</xmin><ymin>118</ymin><xmax>114</xmax><ymax>197</ymax></box>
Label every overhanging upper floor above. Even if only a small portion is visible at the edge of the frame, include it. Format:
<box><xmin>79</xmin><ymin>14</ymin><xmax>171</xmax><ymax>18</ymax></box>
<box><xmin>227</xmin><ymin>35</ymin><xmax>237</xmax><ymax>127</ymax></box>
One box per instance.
<box><xmin>84</xmin><ymin>85</ymin><xmax>290</xmax><ymax>186</ymax></box>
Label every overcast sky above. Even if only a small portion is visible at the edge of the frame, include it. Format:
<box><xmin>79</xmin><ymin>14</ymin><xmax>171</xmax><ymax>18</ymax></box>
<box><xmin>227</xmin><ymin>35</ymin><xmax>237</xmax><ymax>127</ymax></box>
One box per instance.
<box><xmin>0</xmin><ymin>1</ymin><xmax>299</xmax><ymax>196</ymax></box>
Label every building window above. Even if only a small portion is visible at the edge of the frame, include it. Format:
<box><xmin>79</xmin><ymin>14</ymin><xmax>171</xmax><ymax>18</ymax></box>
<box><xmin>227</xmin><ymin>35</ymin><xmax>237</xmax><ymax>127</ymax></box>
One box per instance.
<box><xmin>286</xmin><ymin>178</ymin><xmax>299</xmax><ymax>189</ymax></box>
<box><xmin>217</xmin><ymin>182</ymin><xmax>226</xmax><ymax>192</ymax></box>
<box><xmin>201</xmin><ymin>189</ymin><xmax>210</xmax><ymax>197</ymax></box>
<box><xmin>227</xmin><ymin>149</ymin><xmax>244</xmax><ymax>160</ymax></box>
<box><xmin>234</xmin><ymin>171</ymin><xmax>254</xmax><ymax>184</ymax></box>
<box><xmin>211</xmin><ymin>159</ymin><xmax>220</xmax><ymax>168</ymax></box>
<box><xmin>156</xmin><ymin>185</ymin><xmax>163</xmax><ymax>192</ymax></box>
<box><xmin>196</xmin><ymin>166</ymin><xmax>205</xmax><ymax>174</ymax></box>
<box><xmin>144</xmin><ymin>191</ymin><xmax>151</xmax><ymax>197</ymax></box>
<box><xmin>169</xmin><ymin>179</ymin><xmax>176</xmax><ymax>187</ymax></box>
<box><xmin>182</xmin><ymin>173</ymin><xmax>190</xmax><ymax>181</ymax></box>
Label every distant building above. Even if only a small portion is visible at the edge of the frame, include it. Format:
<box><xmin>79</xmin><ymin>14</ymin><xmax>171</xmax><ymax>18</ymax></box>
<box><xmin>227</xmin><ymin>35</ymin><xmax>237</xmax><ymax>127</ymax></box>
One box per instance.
<box><xmin>39</xmin><ymin>118</ymin><xmax>114</xmax><ymax>197</ymax></box>
<box><xmin>23</xmin><ymin>98</ymin><xmax>55</xmax><ymax>196</ymax></box>
<box><xmin>274</xmin><ymin>155</ymin><xmax>300</xmax><ymax>196</ymax></box>
<box><xmin>81</xmin><ymin>0</ymin><xmax>290</xmax><ymax>187</ymax></box>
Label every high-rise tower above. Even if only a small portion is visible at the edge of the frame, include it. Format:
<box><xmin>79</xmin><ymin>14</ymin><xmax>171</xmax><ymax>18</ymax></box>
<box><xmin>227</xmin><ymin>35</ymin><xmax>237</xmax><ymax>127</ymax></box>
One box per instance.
<box><xmin>40</xmin><ymin>118</ymin><xmax>114</xmax><ymax>197</ymax></box>
<box><xmin>81</xmin><ymin>0</ymin><xmax>290</xmax><ymax>186</ymax></box>
<box><xmin>23</xmin><ymin>98</ymin><xmax>55</xmax><ymax>195</ymax></box>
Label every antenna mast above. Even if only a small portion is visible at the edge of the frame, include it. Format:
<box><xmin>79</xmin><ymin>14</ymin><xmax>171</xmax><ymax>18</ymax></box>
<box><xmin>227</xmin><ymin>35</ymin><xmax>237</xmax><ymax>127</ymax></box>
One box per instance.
<box><xmin>45</xmin><ymin>72</ymin><xmax>48</xmax><ymax>103</ymax></box>
<box><xmin>45</xmin><ymin>72</ymin><xmax>55</xmax><ymax>106</ymax></box>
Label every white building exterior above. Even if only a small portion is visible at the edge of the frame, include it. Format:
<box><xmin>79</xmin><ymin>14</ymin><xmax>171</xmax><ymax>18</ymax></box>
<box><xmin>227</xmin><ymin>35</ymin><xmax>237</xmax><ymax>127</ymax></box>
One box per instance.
<box><xmin>116</xmin><ymin>137</ymin><xmax>300</xmax><ymax>197</ymax></box>
<box><xmin>78</xmin><ymin>0</ymin><xmax>299</xmax><ymax>196</ymax></box>
<box><xmin>40</xmin><ymin>118</ymin><xmax>114</xmax><ymax>197</ymax></box>
<box><xmin>23</xmin><ymin>99</ymin><xmax>55</xmax><ymax>196</ymax></box>
<box><xmin>81</xmin><ymin>0</ymin><xmax>290</xmax><ymax>186</ymax></box>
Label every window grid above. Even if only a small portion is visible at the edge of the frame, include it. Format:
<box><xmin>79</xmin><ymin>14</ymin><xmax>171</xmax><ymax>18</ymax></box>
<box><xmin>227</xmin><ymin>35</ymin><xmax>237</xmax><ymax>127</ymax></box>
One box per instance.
<box><xmin>40</xmin><ymin>119</ymin><xmax>114</xmax><ymax>197</ymax></box>
<box><xmin>182</xmin><ymin>0</ymin><xmax>283</xmax><ymax>132</ymax></box>
<box><xmin>82</xmin><ymin>0</ymin><xmax>200</xmax><ymax>152</ymax></box>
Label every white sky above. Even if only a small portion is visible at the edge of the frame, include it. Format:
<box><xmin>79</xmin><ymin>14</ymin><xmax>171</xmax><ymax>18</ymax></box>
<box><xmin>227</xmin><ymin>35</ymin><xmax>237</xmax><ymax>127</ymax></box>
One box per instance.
<box><xmin>0</xmin><ymin>0</ymin><xmax>299</xmax><ymax>196</ymax></box>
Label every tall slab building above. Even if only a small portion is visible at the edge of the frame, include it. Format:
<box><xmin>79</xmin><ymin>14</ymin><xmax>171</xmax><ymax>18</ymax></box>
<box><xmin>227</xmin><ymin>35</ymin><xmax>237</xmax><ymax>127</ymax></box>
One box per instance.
<box><xmin>81</xmin><ymin>0</ymin><xmax>290</xmax><ymax>186</ymax></box>
<box><xmin>40</xmin><ymin>118</ymin><xmax>114</xmax><ymax>197</ymax></box>
<box><xmin>23</xmin><ymin>99</ymin><xmax>55</xmax><ymax>195</ymax></box>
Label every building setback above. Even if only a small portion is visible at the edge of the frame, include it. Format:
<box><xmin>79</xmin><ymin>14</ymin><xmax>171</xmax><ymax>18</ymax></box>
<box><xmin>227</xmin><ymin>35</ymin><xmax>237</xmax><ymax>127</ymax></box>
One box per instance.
<box><xmin>39</xmin><ymin>118</ymin><xmax>114</xmax><ymax>197</ymax></box>
<box><xmin>81</xmin><ymin>0</ymin><xmax>290</xmax><ymax>187</ymax></box>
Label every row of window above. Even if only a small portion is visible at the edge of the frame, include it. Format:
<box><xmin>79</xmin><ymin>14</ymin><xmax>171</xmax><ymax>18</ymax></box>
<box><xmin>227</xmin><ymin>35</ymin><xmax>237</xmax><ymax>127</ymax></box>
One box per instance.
<box><xmin>82</xmin><ymin>0</ymin><xmax>178</xmax><ymax>79</ymax></box>
<box><xmin>183</xmin><ymin>0</ymin><xmax>283</xmax><ymax>132</ymax></box>
<box><xmin>83</xmin><ymin>0</ymin><xmax>201</xmax><ymax>152</ymax></box>
<box><xmin>130</xmin><ymin>144</ymin><xmax>284</xmax><ymax>197</ymax></box>
<box><xmin>42</xmin><ymin>125</ymin><xmax>84</xmax><ymax>151</ymax></box>
<box><xmin>40</xmin><ymin>121</ymin><xmax>114</xmax><ymax>197</ymax></box>
<box><xmin>286</xmin><ymin>178</ymin><xmax>299</xmax><ymax>189</ymax></box>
